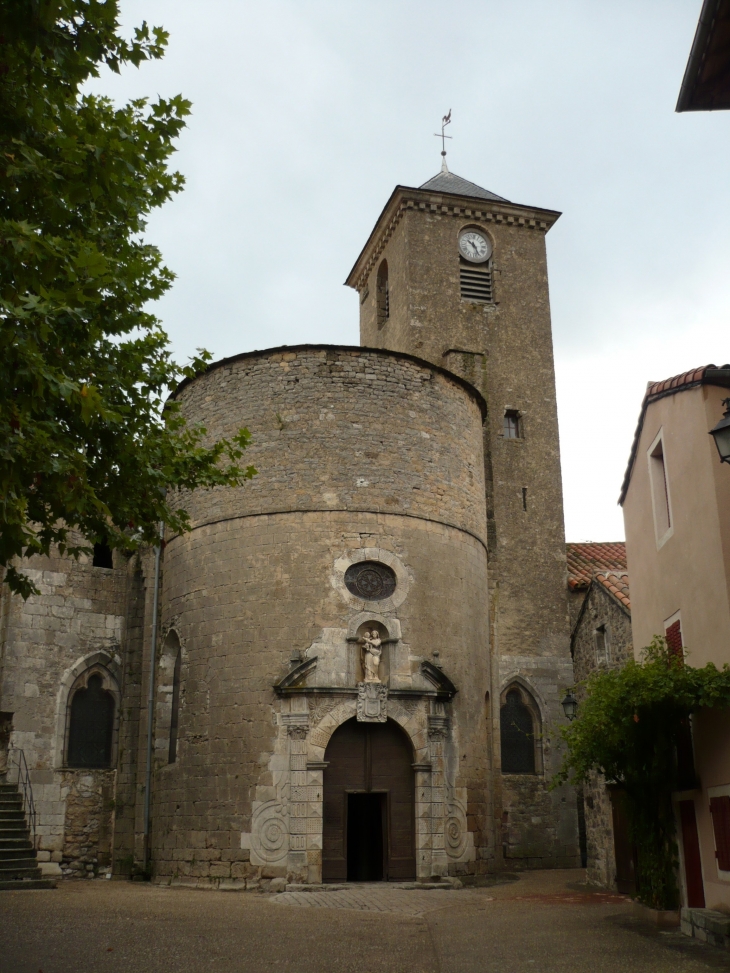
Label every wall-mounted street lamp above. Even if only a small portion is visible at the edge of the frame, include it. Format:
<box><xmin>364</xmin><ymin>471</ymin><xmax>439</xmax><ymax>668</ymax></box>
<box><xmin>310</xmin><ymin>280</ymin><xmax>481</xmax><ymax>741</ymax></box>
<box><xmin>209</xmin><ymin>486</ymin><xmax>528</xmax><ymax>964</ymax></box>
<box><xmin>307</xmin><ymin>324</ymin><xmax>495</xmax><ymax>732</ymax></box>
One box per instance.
<box><xmin>561</xmin><ymin>690</ymin><xmax>578</xmax><ymax>721</ymax></box>
<box><xmin>709</xmin><ymin>398</ymin><xmax>730</xmax><ymax>464</ymax></box>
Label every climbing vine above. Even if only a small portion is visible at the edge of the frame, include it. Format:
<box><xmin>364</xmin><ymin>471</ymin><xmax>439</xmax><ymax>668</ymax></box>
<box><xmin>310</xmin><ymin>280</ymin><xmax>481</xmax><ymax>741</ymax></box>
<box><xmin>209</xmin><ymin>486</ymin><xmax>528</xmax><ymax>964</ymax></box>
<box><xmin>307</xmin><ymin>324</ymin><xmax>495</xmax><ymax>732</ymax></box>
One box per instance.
<box><xmin>554</xmin><ymin>637</ymin><xmax>730</xmax><ymax>910</ymax></box>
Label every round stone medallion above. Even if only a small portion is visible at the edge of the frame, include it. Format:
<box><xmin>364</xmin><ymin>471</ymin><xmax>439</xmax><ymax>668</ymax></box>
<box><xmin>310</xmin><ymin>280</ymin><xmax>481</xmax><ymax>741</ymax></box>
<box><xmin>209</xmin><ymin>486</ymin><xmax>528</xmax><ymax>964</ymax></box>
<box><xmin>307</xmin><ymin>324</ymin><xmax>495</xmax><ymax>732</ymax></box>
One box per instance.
<box><xmin>344</xmin><ymin>561</ymin><xmax>396</xmax><ymax>600</ymax></box>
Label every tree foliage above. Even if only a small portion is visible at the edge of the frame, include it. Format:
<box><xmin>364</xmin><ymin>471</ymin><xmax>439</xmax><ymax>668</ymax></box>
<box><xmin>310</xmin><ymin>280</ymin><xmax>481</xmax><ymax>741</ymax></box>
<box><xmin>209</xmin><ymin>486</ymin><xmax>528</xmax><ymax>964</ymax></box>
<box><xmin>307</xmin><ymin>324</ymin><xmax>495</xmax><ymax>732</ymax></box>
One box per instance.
<box><xmin>0</xmin><ymin>1</ymin><xmax>255</xmax><ymax>597</ymax></box>
<box><xmin>555</xmin><ymin>638</ymin><xmax>730</xmax><ymax>909</ymax></box>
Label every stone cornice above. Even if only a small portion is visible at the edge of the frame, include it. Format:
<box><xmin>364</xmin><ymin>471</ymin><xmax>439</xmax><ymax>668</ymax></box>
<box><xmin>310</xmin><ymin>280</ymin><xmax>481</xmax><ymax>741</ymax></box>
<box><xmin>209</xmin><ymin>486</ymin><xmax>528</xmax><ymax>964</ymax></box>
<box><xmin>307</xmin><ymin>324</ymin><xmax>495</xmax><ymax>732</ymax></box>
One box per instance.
<box><xmin>344</xmin><ymin>184</ymin><xmax>561</xmax><ymax>292</ymax></box>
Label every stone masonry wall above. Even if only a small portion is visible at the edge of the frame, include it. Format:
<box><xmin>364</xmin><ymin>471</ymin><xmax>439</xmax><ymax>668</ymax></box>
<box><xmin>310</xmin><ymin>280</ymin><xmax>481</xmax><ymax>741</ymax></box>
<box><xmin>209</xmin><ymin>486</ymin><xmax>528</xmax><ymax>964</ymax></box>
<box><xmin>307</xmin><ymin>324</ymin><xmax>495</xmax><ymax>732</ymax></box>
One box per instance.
<box><xmin>173</xmin><ymin>346</ymin><xmax>487</xmax><ymax>540</ymax></box>
<box><xmin>150</xmin><ymin>346</ymin><xmax>492</xmax><ymax>887</ymax></box>
<box><xmin>571</xmin><ymin>582</ymin><xmax>633</xmax><ymax>887</ymax></box>
<box><xmin>0</xmin><ymin>542</ymin><xmax>132</xmax><ymax>878</ymax></box>
<box><xmin>355</xmin><ymin>187</ymin><xmax>578</xmax><ymax>867</ymax></box>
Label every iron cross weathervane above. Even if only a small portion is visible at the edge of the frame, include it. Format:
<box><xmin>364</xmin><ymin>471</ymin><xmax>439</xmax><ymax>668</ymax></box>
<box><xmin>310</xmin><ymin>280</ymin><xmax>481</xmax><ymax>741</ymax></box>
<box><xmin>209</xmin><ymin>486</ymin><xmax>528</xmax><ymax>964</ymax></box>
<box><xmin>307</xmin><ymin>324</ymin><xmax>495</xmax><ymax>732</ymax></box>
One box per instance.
<box><xmin>434</xmin><ymin>110</ymin><xmax>452</xmax><ymax>172</ymax></box>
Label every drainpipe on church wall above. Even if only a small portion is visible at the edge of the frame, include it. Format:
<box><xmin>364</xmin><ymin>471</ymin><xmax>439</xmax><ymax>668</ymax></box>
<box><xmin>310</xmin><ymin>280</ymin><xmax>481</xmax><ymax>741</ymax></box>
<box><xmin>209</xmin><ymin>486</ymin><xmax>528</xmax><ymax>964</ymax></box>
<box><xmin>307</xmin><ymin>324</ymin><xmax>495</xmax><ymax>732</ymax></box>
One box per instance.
<box><xmin>143</xmin><ymin>523</ymin><xmax>164</xmax><ymax>873</ymax></box>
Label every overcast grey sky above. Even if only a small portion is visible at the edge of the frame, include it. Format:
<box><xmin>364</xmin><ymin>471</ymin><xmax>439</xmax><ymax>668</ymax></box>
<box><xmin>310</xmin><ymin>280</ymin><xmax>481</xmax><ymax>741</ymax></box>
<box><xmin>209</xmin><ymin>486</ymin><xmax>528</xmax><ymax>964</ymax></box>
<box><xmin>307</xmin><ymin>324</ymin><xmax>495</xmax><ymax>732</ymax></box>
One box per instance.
<box><xmin>93</xmin><ymin>1</ymin><xmax>730</xmax><ymax>542</ymax></box>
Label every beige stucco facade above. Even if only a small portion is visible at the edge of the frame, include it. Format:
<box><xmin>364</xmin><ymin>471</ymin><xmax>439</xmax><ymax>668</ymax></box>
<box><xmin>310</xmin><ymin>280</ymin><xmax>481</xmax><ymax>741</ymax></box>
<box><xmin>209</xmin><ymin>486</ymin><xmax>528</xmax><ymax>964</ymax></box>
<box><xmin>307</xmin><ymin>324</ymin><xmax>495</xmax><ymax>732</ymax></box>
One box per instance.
<box><xmin>622</xmin><ymin>370</ymin><xmax>730</xmax><ymax>911</ymax></box>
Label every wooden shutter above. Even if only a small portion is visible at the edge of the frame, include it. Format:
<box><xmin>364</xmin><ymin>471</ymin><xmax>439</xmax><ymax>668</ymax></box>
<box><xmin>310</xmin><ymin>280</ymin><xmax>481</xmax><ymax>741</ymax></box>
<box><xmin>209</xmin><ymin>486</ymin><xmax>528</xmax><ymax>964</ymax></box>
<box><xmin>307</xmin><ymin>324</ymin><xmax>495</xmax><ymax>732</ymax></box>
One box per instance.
<box><xmin>679</xmin><ymin>800</ymin><xmax>705</xmax><ymax>907</ymax></box>
<box><xmin>665</xmin><ymin>620</ymin><xmax>683</xmax><ymax>661</ymax></box>
<box><xmin>710</xmin><ymin>795</ymin><xmax>730</xmax><ymax>871</ymax></box>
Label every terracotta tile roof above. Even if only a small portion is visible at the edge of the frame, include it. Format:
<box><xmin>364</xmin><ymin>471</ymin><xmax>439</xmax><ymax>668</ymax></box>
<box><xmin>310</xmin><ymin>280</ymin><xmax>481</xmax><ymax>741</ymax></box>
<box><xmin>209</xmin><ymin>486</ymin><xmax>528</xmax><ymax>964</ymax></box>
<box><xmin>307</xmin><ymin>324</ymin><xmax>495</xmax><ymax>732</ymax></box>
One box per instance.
<box><xmin>619</xmin><ymin>364</ymin><xmax>730</xmax><ymax>504</ymax></box>
<box><xmin>566</xmin><ymin>542</ymin><xmax>627</xmax><ymax>590</ymax></box>
<box><xmin>595</xmin><ymin>572</ymin><xmax>631</xmax><ymax>611</ymax></box>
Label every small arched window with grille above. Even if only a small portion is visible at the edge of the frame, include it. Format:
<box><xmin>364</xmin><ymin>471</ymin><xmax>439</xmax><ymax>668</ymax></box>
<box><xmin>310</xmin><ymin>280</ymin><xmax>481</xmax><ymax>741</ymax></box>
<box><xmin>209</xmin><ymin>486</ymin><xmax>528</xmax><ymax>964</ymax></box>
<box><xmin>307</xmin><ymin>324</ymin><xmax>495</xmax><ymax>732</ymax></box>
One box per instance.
<box><xmin>500</xmin><ymin>686</ymin><xmax>538</xmax><ymax>774</ymax></box>
<box><xmin>376</xmin><ymin>260</ymin><xmax>389</xmax><ymax>329</ymax></box>
<box><xmin>66</xmin><ymin>670</ymin><xmax>117</xmax><ymax>768</ymax></box>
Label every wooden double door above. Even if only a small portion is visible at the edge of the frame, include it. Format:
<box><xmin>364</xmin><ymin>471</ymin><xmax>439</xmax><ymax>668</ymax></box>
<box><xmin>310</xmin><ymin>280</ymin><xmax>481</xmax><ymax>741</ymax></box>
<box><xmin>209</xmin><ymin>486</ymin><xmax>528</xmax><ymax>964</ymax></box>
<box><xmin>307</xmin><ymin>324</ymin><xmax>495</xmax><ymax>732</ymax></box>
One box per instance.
<box><xmin>322</xmin><ymin>718</ymin><xmax>416</xmax><ymax>882</ymax></box>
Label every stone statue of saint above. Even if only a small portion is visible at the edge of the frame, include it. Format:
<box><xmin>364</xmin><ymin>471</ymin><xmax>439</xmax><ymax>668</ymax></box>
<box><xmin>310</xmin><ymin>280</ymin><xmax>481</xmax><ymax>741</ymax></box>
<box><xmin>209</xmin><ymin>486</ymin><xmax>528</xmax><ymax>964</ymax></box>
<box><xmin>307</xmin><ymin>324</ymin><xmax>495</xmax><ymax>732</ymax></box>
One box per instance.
<box><xmin>359</xmin><ymin>630</ymin><xmax>382</xmax><ymax>683</ymax></box>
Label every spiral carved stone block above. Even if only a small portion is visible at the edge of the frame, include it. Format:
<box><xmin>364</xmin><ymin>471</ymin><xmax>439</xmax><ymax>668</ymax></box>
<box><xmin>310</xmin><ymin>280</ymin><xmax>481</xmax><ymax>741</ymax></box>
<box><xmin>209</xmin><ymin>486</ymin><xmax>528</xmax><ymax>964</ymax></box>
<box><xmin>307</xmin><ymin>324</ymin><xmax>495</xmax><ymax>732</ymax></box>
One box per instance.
<box><xmin>250</xmin><ymin>801</ymin><xmax>289</xmax><ymax>865</ymax></box>
<box><xmin>445</xmin><ymin>798</ymin><xmax>468</xmax><ymax>860</ymax></box>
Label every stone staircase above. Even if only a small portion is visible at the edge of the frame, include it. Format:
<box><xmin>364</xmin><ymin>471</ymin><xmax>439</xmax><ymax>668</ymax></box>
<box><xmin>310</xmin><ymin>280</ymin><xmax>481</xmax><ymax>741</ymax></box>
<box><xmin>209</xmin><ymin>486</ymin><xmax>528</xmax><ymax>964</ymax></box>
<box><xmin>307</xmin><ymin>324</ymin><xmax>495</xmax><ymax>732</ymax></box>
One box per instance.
<box><xmin>0</xmin><ymin>778</ymin><xmax>56</xmax><ymax>890</ymax></box>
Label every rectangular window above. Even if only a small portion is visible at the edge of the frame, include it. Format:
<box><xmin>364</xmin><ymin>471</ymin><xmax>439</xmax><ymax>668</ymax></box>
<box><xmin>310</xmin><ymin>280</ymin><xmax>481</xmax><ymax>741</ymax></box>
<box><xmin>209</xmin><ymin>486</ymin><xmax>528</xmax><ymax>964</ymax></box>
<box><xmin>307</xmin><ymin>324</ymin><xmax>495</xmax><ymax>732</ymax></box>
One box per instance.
<box><xmin>460</xmin><ymin>263</ymin><xmax>493</xmax><ymax>303</ymax></box>
<box><xmin>503</xmin><ymin>410</ymin><xmax>521</xmax><ymax>439</ymax></box>
<box><xmin>648</xmin><ymin>433</ymin><xmax>672</xmax><ymax>544</ymax></box>
<box><xmin>710</xmin><ymin>795</ymin><xmax>730</xmax><ymax>871</ymax></box>
<box><xmin>595</xmin><ymin>625</ymin><xmax>610</xmax><ymax>665</ymax></box>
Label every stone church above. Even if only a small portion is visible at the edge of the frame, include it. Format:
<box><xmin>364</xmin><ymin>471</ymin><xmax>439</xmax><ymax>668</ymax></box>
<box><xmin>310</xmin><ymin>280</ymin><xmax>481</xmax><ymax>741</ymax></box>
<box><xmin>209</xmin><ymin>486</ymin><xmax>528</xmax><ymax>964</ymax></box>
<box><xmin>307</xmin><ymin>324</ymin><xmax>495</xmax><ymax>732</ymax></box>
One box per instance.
<box><xmin>0</xmin><ymin>163</ymin><xmax>579</xmax><ymax>887</ymax></box>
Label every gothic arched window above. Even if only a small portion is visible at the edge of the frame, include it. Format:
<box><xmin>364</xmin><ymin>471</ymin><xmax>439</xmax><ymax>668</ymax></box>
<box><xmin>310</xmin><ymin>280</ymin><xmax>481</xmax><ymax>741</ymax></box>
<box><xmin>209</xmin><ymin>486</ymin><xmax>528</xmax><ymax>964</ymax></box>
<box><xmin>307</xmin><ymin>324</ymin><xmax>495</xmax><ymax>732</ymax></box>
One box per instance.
<box><xmin>67</xmin><ymin>672</ymin><xmax>116</xmax><ymax>768</ymax></box>
<box><xmin>376</xmin><ymin>260</ymin><xmax>389</xmax><ymax>329</ymax></box>
<box><xmin>169</xmin><ymin>647</ymin><xmax>182</xmax><ymax>764</ymax></box>
<box><xmin>500</xmin><ymin>687</ymin><xmax>538</xmax><ymax>774</ymax></box>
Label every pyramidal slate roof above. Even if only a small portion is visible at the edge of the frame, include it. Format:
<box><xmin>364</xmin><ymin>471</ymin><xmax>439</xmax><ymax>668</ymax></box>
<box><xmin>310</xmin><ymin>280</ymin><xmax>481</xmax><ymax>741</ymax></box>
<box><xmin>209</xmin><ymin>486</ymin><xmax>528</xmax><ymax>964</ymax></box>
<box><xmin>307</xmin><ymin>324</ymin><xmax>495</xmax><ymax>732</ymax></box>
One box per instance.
<box><xmin>419</xmin><ymin>169</ymin><xmax>510</xmax><ymax>203</ymax></box>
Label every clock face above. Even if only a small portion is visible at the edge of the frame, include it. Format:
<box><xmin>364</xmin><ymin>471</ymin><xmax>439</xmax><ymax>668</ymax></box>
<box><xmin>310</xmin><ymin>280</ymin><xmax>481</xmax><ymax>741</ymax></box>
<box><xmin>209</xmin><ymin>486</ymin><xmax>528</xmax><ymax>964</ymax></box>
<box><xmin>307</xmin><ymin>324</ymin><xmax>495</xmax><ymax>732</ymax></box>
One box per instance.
<box><xmin>458</xmin><ymin>230</ymin><xmax>492</xmax><ymax>263</ymax></box>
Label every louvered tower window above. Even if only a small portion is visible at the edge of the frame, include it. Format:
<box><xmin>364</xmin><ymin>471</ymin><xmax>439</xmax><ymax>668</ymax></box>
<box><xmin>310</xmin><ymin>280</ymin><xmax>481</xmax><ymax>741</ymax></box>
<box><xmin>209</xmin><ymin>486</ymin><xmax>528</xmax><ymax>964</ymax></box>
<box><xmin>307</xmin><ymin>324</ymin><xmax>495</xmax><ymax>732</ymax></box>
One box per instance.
<box><xmin>376</xmin><ymin>260</ymin><xmax>389</xmax><ymax>328</ymax></box>
<box><xmin>460</xmin><ymin>261</ymin><xmax>493</xmax><ymax>303</ymax></box>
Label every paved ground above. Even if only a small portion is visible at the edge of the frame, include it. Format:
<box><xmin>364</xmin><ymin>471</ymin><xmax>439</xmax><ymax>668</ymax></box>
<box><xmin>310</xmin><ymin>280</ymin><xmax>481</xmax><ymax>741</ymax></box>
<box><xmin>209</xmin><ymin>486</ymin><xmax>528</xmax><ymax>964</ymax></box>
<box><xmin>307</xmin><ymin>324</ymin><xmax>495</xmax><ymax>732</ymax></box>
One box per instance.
<box><xmin>2</xmin><ymin>869</ymin><xmax>729</xmax><ymax>973</ymax></box>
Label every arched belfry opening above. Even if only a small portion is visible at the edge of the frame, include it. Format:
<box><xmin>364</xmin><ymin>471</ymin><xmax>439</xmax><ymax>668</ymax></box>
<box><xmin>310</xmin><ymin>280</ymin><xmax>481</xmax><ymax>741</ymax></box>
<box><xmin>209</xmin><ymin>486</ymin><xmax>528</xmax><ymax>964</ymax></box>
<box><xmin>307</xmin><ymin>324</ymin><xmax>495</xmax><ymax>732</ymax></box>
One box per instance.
<box><xmin>322</xmin><ymin>717</ymin><xmax>415</xmax><ymax>882</ymax></box>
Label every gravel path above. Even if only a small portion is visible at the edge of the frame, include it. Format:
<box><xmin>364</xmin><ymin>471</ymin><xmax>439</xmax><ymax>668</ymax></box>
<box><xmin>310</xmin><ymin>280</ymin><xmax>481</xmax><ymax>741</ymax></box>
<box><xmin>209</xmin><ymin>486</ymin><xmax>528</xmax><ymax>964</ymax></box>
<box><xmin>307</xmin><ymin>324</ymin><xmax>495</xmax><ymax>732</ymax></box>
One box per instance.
<box><xmin>2</xmin><ymin>868</ymin><xmax>728</xmax><ymax>973</ymax></box>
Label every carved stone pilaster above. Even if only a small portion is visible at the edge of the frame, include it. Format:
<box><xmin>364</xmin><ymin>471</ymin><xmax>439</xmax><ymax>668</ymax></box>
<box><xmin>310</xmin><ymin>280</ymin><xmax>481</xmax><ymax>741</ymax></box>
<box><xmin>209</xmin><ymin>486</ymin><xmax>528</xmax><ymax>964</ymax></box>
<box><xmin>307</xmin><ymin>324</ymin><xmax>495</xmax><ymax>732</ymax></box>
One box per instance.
<box><xmin>427</xmin><ymin>715</ymin><xmax>449</xmax><ymax>739</ymax></box>
<box><xmin>427</xmin><ymin>715</ymin><xmax>449</xmax><ymax>876</ymax></box>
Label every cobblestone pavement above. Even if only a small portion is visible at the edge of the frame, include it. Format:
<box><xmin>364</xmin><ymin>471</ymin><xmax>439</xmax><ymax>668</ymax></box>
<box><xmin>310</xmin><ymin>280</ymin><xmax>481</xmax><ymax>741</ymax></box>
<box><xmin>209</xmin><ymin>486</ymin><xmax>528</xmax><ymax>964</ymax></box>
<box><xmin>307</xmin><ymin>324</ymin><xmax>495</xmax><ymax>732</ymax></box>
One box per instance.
<box><xmin>2</xmin><ymin>869</ymin><xmax>729</xmax><ymax>973</ymax></box>
<box><xmin>272</xmin><ymin>884</ymin><xmax>471</xmax><ymax>915</ymax></box>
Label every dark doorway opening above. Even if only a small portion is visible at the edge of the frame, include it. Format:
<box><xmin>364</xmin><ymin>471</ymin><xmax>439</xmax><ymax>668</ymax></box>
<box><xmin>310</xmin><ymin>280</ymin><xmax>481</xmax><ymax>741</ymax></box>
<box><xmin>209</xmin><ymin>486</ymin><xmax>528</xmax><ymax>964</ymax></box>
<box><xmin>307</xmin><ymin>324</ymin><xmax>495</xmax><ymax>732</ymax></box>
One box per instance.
<box><xmin>609</xmin><ymin>787</ymin><xmax>637</xmax><ymax>895</ymax></box>
<box><xmin>323</xmin><ymin>718</ymin><xmax>415</xmax><ymax>882</ymax></box>
<box><xmin>347</xmin><ymin>793</ymin><xmax>385</xmax><ymax>881</ymax></box>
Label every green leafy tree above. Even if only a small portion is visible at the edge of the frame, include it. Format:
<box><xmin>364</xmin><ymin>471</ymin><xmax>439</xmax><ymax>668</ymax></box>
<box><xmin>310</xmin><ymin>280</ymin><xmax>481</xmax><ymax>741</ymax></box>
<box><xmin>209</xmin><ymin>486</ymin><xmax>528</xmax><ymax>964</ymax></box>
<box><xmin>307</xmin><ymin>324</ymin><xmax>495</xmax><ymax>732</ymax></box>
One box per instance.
<box><xmin>0</xmin><ymin>1</ymin><xmax>255</xmax><ymax>598</ymax></box>
<box><xmin>555</xmin><ymin>638</ymin><xmax>730</xmax><ymax>910</ymax></box>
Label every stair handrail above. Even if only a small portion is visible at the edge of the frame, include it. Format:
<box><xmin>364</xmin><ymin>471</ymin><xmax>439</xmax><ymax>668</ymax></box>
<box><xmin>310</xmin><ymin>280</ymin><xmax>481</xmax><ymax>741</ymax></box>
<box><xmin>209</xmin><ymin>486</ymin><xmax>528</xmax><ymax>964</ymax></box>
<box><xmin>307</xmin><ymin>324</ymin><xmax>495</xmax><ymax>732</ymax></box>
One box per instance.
<box><xmin>6</xmin><ymin>747</ymin><xmax>37</xmax><ymax>849</ymax></box>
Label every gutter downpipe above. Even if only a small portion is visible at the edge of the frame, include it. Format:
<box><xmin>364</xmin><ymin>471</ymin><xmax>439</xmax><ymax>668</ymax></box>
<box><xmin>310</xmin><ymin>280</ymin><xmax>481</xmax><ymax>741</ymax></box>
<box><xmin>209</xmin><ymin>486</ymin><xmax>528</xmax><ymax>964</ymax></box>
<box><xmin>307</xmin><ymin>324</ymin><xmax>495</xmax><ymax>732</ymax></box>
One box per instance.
<box><xmin>143</xmin><ymin>524</ymin><xmax>164</xmax><ymax>874</ymax></box>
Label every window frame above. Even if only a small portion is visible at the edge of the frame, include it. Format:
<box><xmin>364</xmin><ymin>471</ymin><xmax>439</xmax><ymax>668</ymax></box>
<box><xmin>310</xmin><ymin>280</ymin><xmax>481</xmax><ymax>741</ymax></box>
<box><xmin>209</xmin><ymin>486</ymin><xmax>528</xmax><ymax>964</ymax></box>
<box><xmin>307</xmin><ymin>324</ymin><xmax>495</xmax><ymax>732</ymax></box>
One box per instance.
<box><xmin>63</xmin><ymin>664</ymin><xmax>120</xmax><ymax>770</ymax></box>
<box><xmin>647</xmin><ymin>429</ymin><xmax>674</xmax><ymax>548</ymax></box>
<box><xmin>499</xmin><ymin>682</ymin><xmax>543</xmax><ymax>776</ymax></box>
<box><xmin>155</xmin><ymin>629</ymin><xmax>185</xmax><ymax>768</ymax></box>
<box><xmin>595</xmin><ymin>623</ymin><xmax>610</xmax><ymax>666</ymax></box>
<box><xmin>503</xmin><ymin>409</ymin><xmax>522</xmax><ymax>440</ymax></box>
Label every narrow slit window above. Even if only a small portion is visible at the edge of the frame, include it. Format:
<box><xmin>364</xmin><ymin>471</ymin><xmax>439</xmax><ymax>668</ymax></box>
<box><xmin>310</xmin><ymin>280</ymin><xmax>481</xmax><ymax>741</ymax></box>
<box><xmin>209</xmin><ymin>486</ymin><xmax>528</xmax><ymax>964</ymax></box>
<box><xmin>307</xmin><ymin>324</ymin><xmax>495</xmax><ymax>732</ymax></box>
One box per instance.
<box><xmin>595</xmin><ymin>625</ymin><xmax>609</xmax><ymax>665</ymax></box>
<box><xmin>460</xmin><ymin>262</ymin><xmax>493</xmax><ymax>303</ymax></box>
<box><xmin>168</xmin><ymin>649</ymin><xmax>182</xmax><ymax>764</ymax></box>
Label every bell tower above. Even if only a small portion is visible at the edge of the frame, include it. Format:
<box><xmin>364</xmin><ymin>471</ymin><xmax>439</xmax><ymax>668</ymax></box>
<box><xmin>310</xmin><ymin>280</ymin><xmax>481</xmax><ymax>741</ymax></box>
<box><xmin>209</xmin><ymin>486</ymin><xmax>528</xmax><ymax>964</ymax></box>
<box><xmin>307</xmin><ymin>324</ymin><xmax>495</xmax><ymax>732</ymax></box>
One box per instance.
<box><xmin>346</xmin><ymin>167</ymin><xmax>579</xmax><ymax>868</ymax></box>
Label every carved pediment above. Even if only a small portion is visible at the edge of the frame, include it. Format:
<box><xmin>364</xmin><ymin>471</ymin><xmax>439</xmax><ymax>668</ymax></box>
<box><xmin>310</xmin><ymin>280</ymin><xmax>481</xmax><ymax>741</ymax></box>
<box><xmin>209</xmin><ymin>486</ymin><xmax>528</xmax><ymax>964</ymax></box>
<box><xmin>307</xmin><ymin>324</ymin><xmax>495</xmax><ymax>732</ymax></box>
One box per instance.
<box><xmin>274</xmin><ymin>656</ymin><xmax>318</xmax><ymax>694</ymax></box>
<box><xmin>420</xmin><ymin>660</ymin><xmax>457</xmax><ymax>698</ymax></box>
